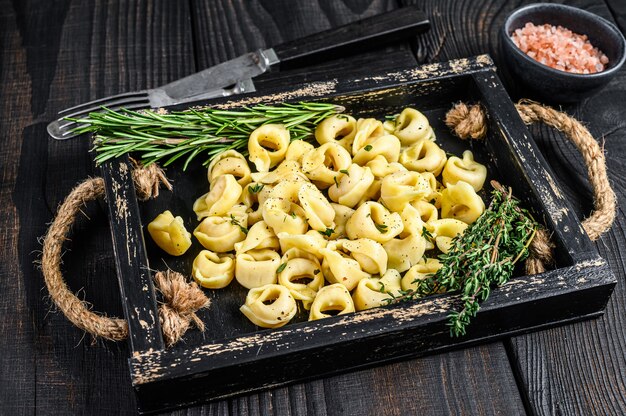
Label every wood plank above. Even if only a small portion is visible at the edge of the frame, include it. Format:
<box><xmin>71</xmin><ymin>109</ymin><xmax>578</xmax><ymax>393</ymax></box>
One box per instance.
<box><xmin>185</xmin><ymin>1</ymin><xmax>526</xmax><ymax>415</ymax></box>
<box><xmin>0</xmin><ymin>1</ymin><xmax>37</xmax><ymax>415</ymax></box>
<box><xmin>397</xmin><ymin>0</ymin><xmax>626</xmax><ymax>413</ymax></box>
<box><xmin>3</xmin><ymin>0</ymin><xmax>195</xmax><ymax>414</ymax></box>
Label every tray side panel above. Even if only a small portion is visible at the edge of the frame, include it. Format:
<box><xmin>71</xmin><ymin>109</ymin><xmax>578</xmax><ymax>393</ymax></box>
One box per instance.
<box><xmin>101</xmin><ymin>156</ymin><xmax>164</xmax><ymax>352</ymax></box>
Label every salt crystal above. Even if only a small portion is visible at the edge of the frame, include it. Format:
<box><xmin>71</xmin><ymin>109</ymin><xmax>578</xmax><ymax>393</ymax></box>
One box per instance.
<box><xmin>510</xmin><ymin>22</ymin><xmax>609</xmax><ymax>74</ymax></box>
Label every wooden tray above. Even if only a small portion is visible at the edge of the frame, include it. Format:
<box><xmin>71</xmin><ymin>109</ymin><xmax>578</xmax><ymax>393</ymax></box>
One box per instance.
<box><xmin>100</xmin><ymin>55</ymin><xmax>616</xmax><ymax>414</ymax></box>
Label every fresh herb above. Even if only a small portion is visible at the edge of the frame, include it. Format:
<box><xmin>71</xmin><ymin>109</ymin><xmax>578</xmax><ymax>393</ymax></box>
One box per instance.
<box><xmin>333</xmin><ymin>176</ymin><xmax>340</xmax><ymax>186</ymax></box>
<box><xmin>390</xmin><ymin>181</ymin><xmax>537</xmax><ymax>337</ymax></box>
<box><xmin>339</xmin><ymin>169</ymin><xmax>349</xmax><ymax>175</ymax></box>
<box><xmin>290</xmin><ymin>212</ymin><xmax>297</xmax><ymax>219</ymax></box>
<box><xmin>375</xmin><ymin>223</ymin><xmax>388</xmax><ymax>233</ymax></box>
<box><xmin>249</xmin><ymin>183</ymin><xmax>264</xmax><ymax>194</ymax></box>
<box><xmin>276</xmin><ymin>263</ymin><xmax>287</xmax><ymax>273</ymax></box>
<box><xmin>318</xmin><ymin>228</ymin><xmax>334</xmax><ymax>238</ymax></box>
<box><xmin>364</xmin><ymin>144</ymin><xmax>373</xmax><ymax>152</ymax></box>
<box><xmin>69</xmin><ymin>102</ymin><xmax>344</xmax><ymax>169</ymax></box>
<box><xmin>230</xmin><ymin>214</ymin><xmax>249</xmax><ymax>235</ymax></box>
<box><xmin>379</xmin><ymin>282</ymin><xmax>386</xmax><ymax>293</ymax></box>
<box><xmin>313</xmin><ymin>269</ymin><xmax>320</xmax><ymax>275</ymax></box>
<box><xmin>421</xmin><ymin>226</ymin><xmax>433</xmax><ymax>240</ymax></box>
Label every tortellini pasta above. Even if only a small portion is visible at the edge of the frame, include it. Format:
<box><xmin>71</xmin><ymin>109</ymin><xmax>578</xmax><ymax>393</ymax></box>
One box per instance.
<box><xmin>430</xmin><ymin>219</ymin><xmax>468</xmax><ymax>254</ymax></box>
<box><xmin>352</xmin><ymin>269</ymin><xmax>402</xmax><ymax>311</ymax></box>
<box><xmin>193</xmin><ymin>205</ymin><xmax>247</xmax><ymax>252</ymax></box>
<box><xmin>315</xmin><ymin>114</ymin><xmax>357</xmax><ymax>151</ymax></box>
<box><xmin>328</xmin><ymin>164</ymin><xmax>375</xmax><ymax>208</ymax></box>
<box><xmin>174</xmin><ymin>106</ymin><xmax>490</xmax><ymax>329</ymax></box>
<box><xmin>401</xmin><ymin>258</ymin><xmax>443</xmax><ymax>292</ymax></box>
<box><xmin>440</xmin><ymin>181</ymin><xmax>485</xmax><ymax>224</ymax></box>
<box><xmin>193</xmin><ymin>174</ymin><xmax>242</xmax><ymax>219</ymax></box>
<box><xmin>346</xmin><ymin>202</ymin><xmax>403</xmax><ymax>243</ymax></box>
<box><xmin>309</xmin><ymin>283</ymin><xmax>355</xmax><ymax>321</ymax></box>
<box><xmin>248</xmin><ymin>124</ymin><xmax>290</xmax><ymax>172</ymax></box>
<box><xmin>301</xmin><ymin>142</ymin><xmax>352</xmax><ymax>188</ymax></box>
<box><xmin>240</xmin><ymin>284</ymin><xmax>297</xmax><ymax>328</ymax></box>
<box><xmin>392</xmin><ymin>108</ymin><xmax>435</xmax><ymax>145</ymax></box>
<box><xmin>277</xmin><ymin>249</ymin><xmax>324</xmax><ymax>309</ymax></box>
<box><xmin>235</xmin><ymin>249</ymin><xmax>281</xmax><ymax>289</ymax></box>
<box><xmin>147</xmin><ymin>210</ymin><xmax>192</xmax><ymax>256</ymax></box>
<box><xmin>207</xmin><ymin>150</ymin><xmax>252</xmax><ymax>187</ymax></box>
<box><xmin>192</xmin><ymin>251</ymin><xmax>235</xmax><ymax>289</ymax></box>
<box><xmin>399</xmin><ymin>140</ymin><xmax>447</xmax><ymax>176</ymax></box>
<box><xmin>442</xmin><ymin>150</ymin><xmax>487</xmax><ymax>191</ymax></box>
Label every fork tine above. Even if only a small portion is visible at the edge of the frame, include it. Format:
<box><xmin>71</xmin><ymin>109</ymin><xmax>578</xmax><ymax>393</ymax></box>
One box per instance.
<box><xmin>58</xmin><ymin>91</ymin><xmax>149</xmax><ymax>115</ymax></box>
<box><xmin>57</xmin><ymin>96</ymin><xmax>151</xmax><ymax>122</ymax></box>
<box><xmin>48</xmin><ymin>102</ymin><xmax>151</xmax><ymax>140</ymax></box>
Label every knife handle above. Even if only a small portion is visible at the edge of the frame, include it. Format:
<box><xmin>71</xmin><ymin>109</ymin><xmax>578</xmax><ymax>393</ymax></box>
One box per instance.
<box><xmin>272</xmin><ymin>6</ymin><xmax>430</xmax><ymax>69</ymax></box>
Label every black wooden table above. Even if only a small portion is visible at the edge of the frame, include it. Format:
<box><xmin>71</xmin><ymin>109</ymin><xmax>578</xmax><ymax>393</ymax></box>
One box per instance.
<box><xmin>1</xmin><ymin>1</ymin><xmax>625</xmax><ymax>415</ymax></box>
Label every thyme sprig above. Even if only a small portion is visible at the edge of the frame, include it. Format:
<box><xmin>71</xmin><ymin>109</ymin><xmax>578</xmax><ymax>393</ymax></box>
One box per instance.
<box><xmin>390</xmin><ymin>181</ymin><xmax>537</xmax><ymax>337</ymax></box>
<box><xmin>68</xmin><ymin>102</ymin><xmax>343</xmax><ymax>169</ymax></box>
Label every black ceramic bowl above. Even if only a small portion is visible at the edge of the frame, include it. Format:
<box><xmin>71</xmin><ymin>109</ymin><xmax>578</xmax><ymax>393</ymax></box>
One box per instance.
<box><xmin>501</xmin><ymin>3</ymin><xmax>626</xmax><ymax>103</ymax></box>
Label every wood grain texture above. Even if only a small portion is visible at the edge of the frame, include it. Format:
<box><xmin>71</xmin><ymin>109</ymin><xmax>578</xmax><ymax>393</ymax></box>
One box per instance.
<box><xmin>2</xmin><ymin>0</ymin><xmax>195</xmax><ymax>414</ymax></box>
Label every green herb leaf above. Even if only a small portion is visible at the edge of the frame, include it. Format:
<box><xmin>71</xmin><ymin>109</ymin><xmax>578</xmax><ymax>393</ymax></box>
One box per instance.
<box><xmin>318</xmin><ymin>228</ymin><xmax>334</xmax><ymax>237</ymax></box>
<box><xmin>364</xmin><ymin>144</ymin><xmax>373</xmax><ymax>151</ymax></box>
<box><xmin>339</xmin><ymin>169</ymin><xmax>349</xmax><ymax>175</ymax></box>
<box><xmin>375</xmin><ymin>223</ymin><xmax>388</xmax><ymax>233</ymax></box>
<box><xmin>276</xmin><ymin>263</ymin><xmax>287</xmax><ymax>273</ymax></box>
<box><xmin>249</xmin><ymin>183</ymin><xmax>264</xmax><ymax>194</ymax></box>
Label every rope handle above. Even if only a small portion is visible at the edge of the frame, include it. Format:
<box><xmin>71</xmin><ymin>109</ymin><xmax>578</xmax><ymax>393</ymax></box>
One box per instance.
<box><xmin>40</xmin><ymin>163</ymin><xmax>209</xmax><ymax>345</ymax></box>
<box><xmin>445</xmin><ymin>101</ymin><xmax>617</xmax><ymax>273</ymax></box>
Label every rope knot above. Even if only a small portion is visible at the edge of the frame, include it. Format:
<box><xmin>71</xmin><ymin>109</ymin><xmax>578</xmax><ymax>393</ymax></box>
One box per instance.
<box><xmin>155</xmin><ymin>270</ymin><xmax>210</xmax><ymax>347</ymax></box>
<box><xmin>444</xmin><ymin>102</ymin><xmax>487</xmax><ymax>140</ymax></box>
<box><xmin>131</xmin><ymin>158</ymin><xmax>172</xmax><ymax>200</ymax></box>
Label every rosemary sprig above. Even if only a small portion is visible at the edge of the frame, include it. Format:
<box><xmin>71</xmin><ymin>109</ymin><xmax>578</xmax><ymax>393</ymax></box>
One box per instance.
<box><xmin>68</xmin><ymin>102</ymin><xmax>344</xmax><ymax>169</ymax></box>
<box><xmin>390</xmin><ymin>181</ymin><xmax>537</xmax><ymax>337</ymax></box>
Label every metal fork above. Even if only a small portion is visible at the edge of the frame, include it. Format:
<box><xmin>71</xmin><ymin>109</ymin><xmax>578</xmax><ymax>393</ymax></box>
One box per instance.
<box><xmin>47</xmin><ymin>78</ymin><xmax>256</xmax><ymax>140</ymax></box>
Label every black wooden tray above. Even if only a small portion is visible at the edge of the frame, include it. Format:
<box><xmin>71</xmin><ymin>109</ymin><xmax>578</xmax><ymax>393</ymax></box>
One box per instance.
<box><xmin>100</xmin><ymin>55</ymin><xmax>616</xmax><ymax>414</ymax></box>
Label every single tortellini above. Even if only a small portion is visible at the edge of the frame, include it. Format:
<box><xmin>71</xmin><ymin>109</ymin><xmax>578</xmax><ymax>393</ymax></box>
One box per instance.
<box><xmin>207</xmin><ymin>150</ymin><xmax>251</xmax><ymax>187</ymax></box>
<box><xmin>329</xmin><ymin>203</ymin><xmax>355</xmax><ymax>239</ymax></box>
<box><xmin>430</xmin><ymin>219</ymin><xmax>468</xmax><ymax>254</ymax></box>
<box><xmin>352</xmin><ymin>134</ymin><xmax>401</xmax><ymax>166</ymax></box>
<box><xmin>235</xmin><ymin>249</ymin><xmax>281</xmax><ymax>289</ymax></box>
<box><xmin>192</xmin><ymin>250</ymin><xmax>235</xmax><ymax>289</ymax></box>
<box><xmin>351</xmin><ymin>118</ymin><xmax>385</xmax><ymax>155</ymax></box>
<box><xmin>301</xmin><ymin>142</ymin><xmax>352</xmax><ymax>188</ymax></box>
<box><xmin>401</xmin><ymin>258</ymin><xmax>443</xmax><ymax>292</ymax></box>
<box><xmin>392</xmin><ymin>107</ymin><xmax>435</xmax><ymax>146</ymax></box>
<box><xmin>248</xmin><ymin>124</ymin><xmax>290</xmax><ymax>172</ymax></box>
<box><xmin>234</xmin><ymin>220</ymin><xmax>279</xmax><ymax>253</ymax></box>
<box><xmin>328</xmin><ymin>164</ymin><xmax>375</xmax><ymax>208</ymax></box>
<box><xmin>267</xmin><ymin>180</ymin><xmax>302</xmax><ymax>204</ymax></box>
<box><xmin>365</xmin><ymin>155</ymin><xmax>407</xmax><ymax>178</ymax></box>
<box><xmin>315</xmin><ymin>114</ymin><xmax>357</xmax><ymax>151</ymax></box>
<box><xmin>383</xmin><ymin>205</ymin><xmax>427</xmax><ymax>272</ymax></box>
<box><xmin>298</xmin><ymin>182</ymin><xmax>336</xmax><ymax>232</ymax></box>
<box><xmin>380</xmin><ymin>171</ymin><xmax>432</xmax><ymax>212</ymax></box>
<box><xmin>399</xmin><ymin>140</ymin><xmax>447</xmax><ymax>176</ymax></box>
<box><xmin>147</xmin><ymin>210</ymin><xmax>192</xmax><ymax>256</ymax></box>
<box><xmin>337</xmin><ymin>238</ymin><xmax>388</xmax><ymax>275</ymax></box>
<box><xmin>251</xmin><ymin>160</ymin><xmax>308</xmax><ymax>184</ymax></box>
<box><xmin>285</xmin><ymin>139</ymin><xmax>315</xmax><ymax>164</ymax></box>
<box><xmin>194</xmin><ymin>211</ymin><xmax>247</xmax><ymax>252</ymax></box>
<box><xmin>346</xmin><ymin>202</ymin><xmax>403</xmax><ymax>243</ymax></box>
<box><xmin>352</xmin><ymin>269</ymin><xmax>402</xmax><ymax>311</ymax></box>
<box><xmin>410</xmin><ymin>200</ymin><xmax>439</xmax><ymax>223</ymax></box>
<box><xmin>240</xmin><ymin>284</ymin><xmax>297</xmax><ymax>328</ymax></box>
<box><xmin>442</xmin><ymin>150</ymin><xmax>487</xmax><ymax>191</ymax></box>
<box><xmin>262</xmin><ymin>197</ymin><xmax>308</xmax><ymax>235</ymax></box>
<box><xmin>319</xmin><ymin>244</ymin><xmax>370</xmax><ymax>291</ymax></box>
<box><xmin>277</xmin><ymin>230</ymin><xmax>327</xmax><ymax>260</ymax></box>
<box><xmin>277</xmin><ymin>250</ymin><xmax>324</xmax><ymax>309</ymax></box>
<box><xmin>309</xmin><ymin>283</ymin><xmax>355</xmax><ymax>321</ymax></box>
<box><xmin>193</xmin><ymin>174</ymin><xmax>242</xmax><ymax>219</ymax></box>
<box><xmin>440</xmin><ymin>181</ymin><xmax>485</xmax><ymax>224</ymax></box>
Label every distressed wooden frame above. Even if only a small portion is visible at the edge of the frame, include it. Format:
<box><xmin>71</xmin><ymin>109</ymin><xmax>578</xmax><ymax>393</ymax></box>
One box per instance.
<box><xmin>100</xmin><ymin>55</ymin><xmax>616</xmax><ymax>414</ymax></box>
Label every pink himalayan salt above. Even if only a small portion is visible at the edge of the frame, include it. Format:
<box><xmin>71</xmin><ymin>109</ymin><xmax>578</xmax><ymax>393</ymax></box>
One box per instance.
<box><xmin>511</xmin><ymin>22</ymin><xmax>609</xmax><ymax>74</ymax></box>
